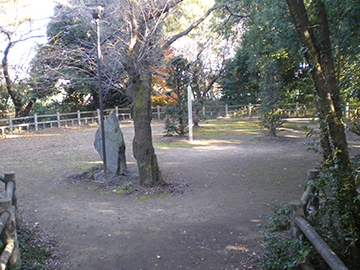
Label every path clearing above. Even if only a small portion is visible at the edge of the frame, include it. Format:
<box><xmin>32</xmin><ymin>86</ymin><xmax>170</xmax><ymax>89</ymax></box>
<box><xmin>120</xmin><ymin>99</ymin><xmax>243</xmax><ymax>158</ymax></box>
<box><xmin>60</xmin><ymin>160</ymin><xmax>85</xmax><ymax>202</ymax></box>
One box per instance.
<box><xmin>0</xmin><ymin>119</ymin><xmax>324</xmax><ymax>269</ymax></box>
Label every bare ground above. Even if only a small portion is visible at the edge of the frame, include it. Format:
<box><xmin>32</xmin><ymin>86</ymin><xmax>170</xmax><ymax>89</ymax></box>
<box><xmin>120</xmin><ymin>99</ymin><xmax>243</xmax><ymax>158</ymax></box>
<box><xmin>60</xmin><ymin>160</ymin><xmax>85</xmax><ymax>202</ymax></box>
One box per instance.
<box><xmin>1</xmin><ymin>118</ymin><xmax>351</xmax><ymax>269</ymax></box>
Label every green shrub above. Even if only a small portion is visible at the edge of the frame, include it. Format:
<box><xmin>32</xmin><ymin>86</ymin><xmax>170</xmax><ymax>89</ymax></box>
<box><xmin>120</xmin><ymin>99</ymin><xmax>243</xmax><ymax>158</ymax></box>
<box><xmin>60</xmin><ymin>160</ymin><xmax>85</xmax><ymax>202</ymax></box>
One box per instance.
<box><xmin>257</xmin><ymin>202</ymin><xmax>315</xmax><ymax>269</ymax></box>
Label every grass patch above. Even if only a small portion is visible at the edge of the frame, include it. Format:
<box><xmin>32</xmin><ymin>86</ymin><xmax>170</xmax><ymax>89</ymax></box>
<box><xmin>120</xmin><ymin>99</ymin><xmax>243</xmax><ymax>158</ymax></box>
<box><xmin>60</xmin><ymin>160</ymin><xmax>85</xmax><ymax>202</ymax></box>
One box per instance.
<box><xmin>157</xmin><ymin>192</ymin><xmax>171</xmax><ymax>198</ymax></box>
<box><xmin>137</xmin><ymin>191</ymin><xmax>171</xmax><ymax>201</ymax></box>
<box><xmin>81</xmin><ymin>164</ymin><xmax>103</xmax><ymax>180</ymax></box>
<box><xmin>137</xmin><ymin>193</ymin><xmax>151</xmax><ymax>201</ymax></box>
<box><xmin>123</xmin><ymin>182</ymin><xmax>134</xmax><ymax>189</ymax></box>
<box><xmin>153</xmin><ymin>118</ymin><xmax>265</xmax><ymax>146</ymax></box>
<box><xmin>110</xmin><ymin>183</ymin><xmax>135</xmax><ymax>195</ymax></box>
<box><xmin>114</xmin><ymin>187</ymin><xmax>124</xmax><ymax>194</ymax></box>
<box><xmin>111</xmin><ymin>182</ymin><xmax>135</xmax><ymax>195</ymax></box>
<box><xmin>283</xmin><ymin>119</ymin><xmax>316</xmax><ymax>132</ymax></box>
<box><xmin>154</xmin><ymin>141</ymin><xmax>193</xmax><ymax>148</ymax></box>
<box><xmin>77</xmin><ymin>169</ymin><xmax>189</xmax><ymax>201</ymax></box>
<box><xmin>194</xmin><ymin>118</ymin><xmax>263</xmax><ymax>140</ymax></box>
<box><xmin>100</xmin><ymin>191</ymin><xmax>112</xmax><ymax>195</ymax></box>
<box><xmin>90</xmin><ymin>186</ymin><xmax>103</xmax><ymax>190</ymax></box>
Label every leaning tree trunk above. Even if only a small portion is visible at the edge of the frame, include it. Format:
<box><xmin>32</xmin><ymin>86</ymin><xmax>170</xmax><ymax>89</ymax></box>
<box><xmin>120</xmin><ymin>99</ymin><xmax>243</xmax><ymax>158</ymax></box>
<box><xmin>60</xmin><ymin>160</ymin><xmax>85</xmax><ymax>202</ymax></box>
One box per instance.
<box><xmin>126</xmin><ymin>61</ymin><xmax>162</xmax><ymax>187</ymax></box>
<box><xmin>286</xmin><ymin>0</ymin><xmax>360</xmax><ymax>267</ymax></box>
<box><xmin>2</xmin><ymin>40</ymin><xmax>34</xmax><ymax>118</ymax></box>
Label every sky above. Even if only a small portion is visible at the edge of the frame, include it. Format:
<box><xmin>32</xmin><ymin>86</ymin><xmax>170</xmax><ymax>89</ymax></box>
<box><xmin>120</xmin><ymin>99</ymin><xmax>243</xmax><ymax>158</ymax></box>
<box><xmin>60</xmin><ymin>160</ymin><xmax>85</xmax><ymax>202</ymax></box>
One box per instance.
<box><xmin>26</xmin><ymin>0</ymin><xmax>56</xmax><ymax>39</ymax></box>
<box><xmin>3</xmin><ymin>0</ymin><xmax>219</xmax><ymax>76</ymax></box>
<box><xmin>2</xmin><ymin>0</ymin><xmax>56</xmax><ymax>73</ymax></box>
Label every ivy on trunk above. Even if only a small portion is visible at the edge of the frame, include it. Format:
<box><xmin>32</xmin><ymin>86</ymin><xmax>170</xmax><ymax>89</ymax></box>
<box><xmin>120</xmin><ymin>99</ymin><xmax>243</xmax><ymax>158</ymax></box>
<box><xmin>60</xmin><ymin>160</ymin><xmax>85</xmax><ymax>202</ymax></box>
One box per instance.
<box><xmin>286</xmin><ymin>0</ymin><xmax>360</xmax><ymax>267</ymax></box>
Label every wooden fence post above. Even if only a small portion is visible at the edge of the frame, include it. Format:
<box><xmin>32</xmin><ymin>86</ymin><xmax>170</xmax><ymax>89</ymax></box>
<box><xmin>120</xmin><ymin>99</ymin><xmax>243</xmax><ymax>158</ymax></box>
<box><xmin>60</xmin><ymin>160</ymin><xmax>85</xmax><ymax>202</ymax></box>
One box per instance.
<box><xmin>299</xmin><ymin>169</ymin><xmax>320</xmax><ymax>214</ymax></box>
<box><xmin>97</xmin><ymin>109</ymin><xmax>100</xmax><ymax>124</ymax></box>
<box><xmin>77</xmin><ymin>110</ymin><xmax>81</xmax><ymax>126</ymax></box>
<box><xmin>290</xmin><ymin>200</ymin><xmax>306</xmax><ymax>239</ymax></box>
<box><xmin>157</xmin><ymin>105</ymin><xmax>161</xmax><ymax>120</ymax></box>
<box><xmin>4</xmin><ymin>173</ymin><xmax>17</xmax><ymax>210</ymax></box>
<box><xmin>2</xmin><ymin>172</ymin><xmax>21</xmax><ymax>268</ymax></box>
<box><xmin>57</xmin><ymin>112</ymin><xmax>61</xmax><ymax>128</ymax></box>
<box><xmin>225</xmin><ymin>104</ymin><xmax>228</xmax><ymax>117</ymax></box>
<box><xmin>296</xmin><ymin>102</ymin><xmax>299</xmax><ymax>118</ymax></box>
<box><xmin>307</xmin><ymin>169</ymin><xmax>319</xmax><ymax>181</ymax></box>
<box><xmin>115</xmin><ymin>107</ymin><xmax>119</xmax><ymax>120</ymax></box>
<box><xmin>5</xmin><ymin>205</ymin><xmax>21</xmax><ymax>268</ymax></box>
<box><xmin>9</xmin><ymin>116</ymin><xmax>13</xmax><ymax>134</ymax></box>
<box><xmin>345</xmin><ymin>103</ymin><xmax>349</xmax><ymax>118</ymax></box>
<box><xmin>248</xmin><ymin>103</ymin><xmax>252</xmax><ymax>117</ymax></box>
<box><xmin>34</xmin><ymin>114</ymin><xmax>38</xmax><ymax>131</ymax></box>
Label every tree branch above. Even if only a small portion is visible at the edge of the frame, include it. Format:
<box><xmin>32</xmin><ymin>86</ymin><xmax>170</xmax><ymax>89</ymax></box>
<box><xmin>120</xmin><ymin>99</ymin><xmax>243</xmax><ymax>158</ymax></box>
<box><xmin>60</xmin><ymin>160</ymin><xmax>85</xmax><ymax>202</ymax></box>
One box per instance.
<box><xmin>145</xmin><ymin>0</ymin><xmax>184</xmax><ymax>21</ymax></box>
<box><xmin>162</xmin><ymin>0</ymin><xmax>242</xmax><ymax>50</ymax></box>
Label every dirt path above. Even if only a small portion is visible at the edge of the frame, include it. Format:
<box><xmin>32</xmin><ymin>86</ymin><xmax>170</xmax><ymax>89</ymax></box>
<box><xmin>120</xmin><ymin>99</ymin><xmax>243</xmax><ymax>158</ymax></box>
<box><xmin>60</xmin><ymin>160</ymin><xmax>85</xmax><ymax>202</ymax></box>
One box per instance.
<box><xmin>0</xmin><ymin>119</ymin><xmax>324</xmax><ymax>269</ymax></box>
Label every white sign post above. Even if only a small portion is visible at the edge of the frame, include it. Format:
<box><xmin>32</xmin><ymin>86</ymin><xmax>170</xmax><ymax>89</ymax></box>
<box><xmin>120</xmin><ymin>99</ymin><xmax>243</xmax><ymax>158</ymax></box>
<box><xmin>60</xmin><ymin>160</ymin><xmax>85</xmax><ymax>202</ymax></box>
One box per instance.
<box><xmin>187</xmin><ymin>86</ymin><xmax>193</xmax><ymax>142</ymax></box>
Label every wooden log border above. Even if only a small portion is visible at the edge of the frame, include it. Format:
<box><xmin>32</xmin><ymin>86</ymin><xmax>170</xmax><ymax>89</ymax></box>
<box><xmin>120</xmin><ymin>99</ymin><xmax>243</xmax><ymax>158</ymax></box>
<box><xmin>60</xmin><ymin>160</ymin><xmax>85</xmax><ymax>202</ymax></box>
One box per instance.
<box><xmin>0</xmin><ymin>172</ymin><xmax>20</xmax><ymax>269</ymax></box>
<box><xmin>290</xmin><ymin>169</ymin><xmax>348</xmax><ymax>270</ymax></box>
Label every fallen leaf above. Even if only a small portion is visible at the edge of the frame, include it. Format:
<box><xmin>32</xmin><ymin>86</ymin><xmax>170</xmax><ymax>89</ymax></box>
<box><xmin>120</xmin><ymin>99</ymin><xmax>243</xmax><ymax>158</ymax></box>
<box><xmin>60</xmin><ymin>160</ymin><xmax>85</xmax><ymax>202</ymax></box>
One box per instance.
<box><xmin>226</xmin><ymin>245</ymin><xmax>247</xmax><ymax>251</ymax></box>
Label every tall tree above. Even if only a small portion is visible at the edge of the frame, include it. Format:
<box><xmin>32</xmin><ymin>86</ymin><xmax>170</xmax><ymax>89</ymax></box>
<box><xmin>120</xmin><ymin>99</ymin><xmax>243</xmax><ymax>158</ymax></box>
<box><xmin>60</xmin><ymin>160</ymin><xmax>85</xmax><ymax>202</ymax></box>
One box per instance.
<box><xmin>30</xmin><ymin>3</ymin><xmax>128</xmax><ymax>112</ymax></box>
<box><xmin>119</xmin><ymin>0</ymin><xmax>239</xmax><ymax>186</ymax></box>
<box><xmin>33</xmin><ymin>0</ymin><xmax>242</xmax><ymax>186</ymax></box>
<box><xmin>105</xmin><ymin>0</ymin><xmax>242</xmax><ymax>186</ymax></box>
<box><xmin>220</xmin><ymin>49</ymin><xmax>260</xmax><ymax>105</ymax></box>
<box><xmin>218</xmin><ymin>0</ymin><xmax>314</xmax><ymax>113</ymax></box>
<box><xmin>286</xmin><ymin>0</ymin><xmax>360</xmax><ymax>267</ymax></box>
<box><xmin>0</xmin><ymin>0</ymin><xmax>44</xmax><ymax>117</ymax></box>
<box><xmin>259</xmin><ymin>60</ymin><xmax>284</xmax><ymax>136</ymax></box>
<box><xmin>164</xmin><ymin>56</ymin><xmax>190</xmax><ymax>136</ymax></box>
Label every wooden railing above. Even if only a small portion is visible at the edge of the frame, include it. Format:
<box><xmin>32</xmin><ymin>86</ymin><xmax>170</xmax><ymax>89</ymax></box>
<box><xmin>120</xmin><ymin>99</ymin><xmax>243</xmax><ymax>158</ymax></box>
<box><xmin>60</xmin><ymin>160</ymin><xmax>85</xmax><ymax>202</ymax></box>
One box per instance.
<box><xmin>0</xmin><ymin>172</ymin><xmax>20</xmax><ymax>269</ymax></box>
<box><xmin>200</xmin><ymin>103</ymin><xmax>360</xmax><ymax>119</ymax></box>
<box><xmin>1</xmin><ymin>103</ymin><xmax>359</xmax><ymax>135</ymax></box>
<box><xmin>0</xmin><ymin>107</ymin><xmax>133</xmax><ymax>136</ymax></box>
<box><xmin>290</xmin><ymin>169</ymin><xmax>348</xmax><ymax>270</ymax></box>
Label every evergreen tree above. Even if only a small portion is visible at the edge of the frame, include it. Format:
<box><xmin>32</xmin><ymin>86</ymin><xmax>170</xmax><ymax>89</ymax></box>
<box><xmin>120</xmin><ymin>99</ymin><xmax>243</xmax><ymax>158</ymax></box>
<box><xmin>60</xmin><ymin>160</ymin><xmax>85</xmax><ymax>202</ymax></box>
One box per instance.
<box><xmin>220</xmin><ymin>50</ymin><xmax>260</xmax><ymax>105</ymax></box>
<box><xmin>164</xmin><ymin>56</ymin><xmax>190</xmax><ymax>136</ymax></box>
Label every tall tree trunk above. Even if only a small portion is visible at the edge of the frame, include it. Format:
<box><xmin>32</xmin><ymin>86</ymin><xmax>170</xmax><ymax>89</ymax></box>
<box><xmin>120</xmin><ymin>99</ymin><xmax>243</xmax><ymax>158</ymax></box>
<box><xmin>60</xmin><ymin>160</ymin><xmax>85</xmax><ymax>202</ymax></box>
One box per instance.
<box><xmin>2</xmin><ymin>40</ymin><xmax>34</xmax><ymax>117</ymax></box>
<box><xmin>121</xmin><ymin>0</ymin><xmax>245</xmax><ymax>186</ymax></box>
<box><xmin>125</xmin><ymin>61</ymin><xmax>162</xmax><ymax>187</ymax></box>
<box><xmin>286</xmin><ymin>0</ymin><xmax>351</xmax><ymax>165</ymax></box>
<box><xmin>286</xmin><ymin>0</ymin><xmax>359</xmax><ymax>267</ymax></box>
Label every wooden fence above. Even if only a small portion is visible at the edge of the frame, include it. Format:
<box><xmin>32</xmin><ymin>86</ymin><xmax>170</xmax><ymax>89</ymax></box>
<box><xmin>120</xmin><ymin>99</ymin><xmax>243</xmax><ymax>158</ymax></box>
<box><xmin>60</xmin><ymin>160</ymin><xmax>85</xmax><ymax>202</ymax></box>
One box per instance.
<box><xmin>290</xmin><ymin>169</ymin><xmax>348</xmax><ymax>270</ymax></box>
<box><xmin>0</xmin><ymin>172</ymin><xmax>20</xmax><ymax>270</ymax></box>
<box><xmin>202</xmin><ymin>103</ymin><xmax>317</xmax><ymax>118</ymax></box>
<box><xmin>1</xmin><ymin>103</ymin><xmax>359</xmax><ymax>135</ymax></box>
<box><xmin>0</xmin><ymin>107</ymin><xmax>133</xmax><ymax>136</ymax></box>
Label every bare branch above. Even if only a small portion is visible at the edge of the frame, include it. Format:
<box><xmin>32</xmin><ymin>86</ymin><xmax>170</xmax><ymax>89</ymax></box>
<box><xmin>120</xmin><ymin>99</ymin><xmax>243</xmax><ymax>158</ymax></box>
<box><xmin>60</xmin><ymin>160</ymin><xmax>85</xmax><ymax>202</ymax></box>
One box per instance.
<box><xmin>162</xmin><ymin>0</ymin><xmax>242</xmax><ymax>50</ymax></box>
<box><xmin>152</xmin><ymin>69</ymin><xmax>169</xmax><ymax>79</ymax></box>
<box><xmin>225</xmin><ymin>5</ymin><xmax>250</xmax><ymax>20</ymax></box>
<box><xmin>145</xmin><ymin>0</ymin><xmax>184</xmax><ymax>20</ymax></box>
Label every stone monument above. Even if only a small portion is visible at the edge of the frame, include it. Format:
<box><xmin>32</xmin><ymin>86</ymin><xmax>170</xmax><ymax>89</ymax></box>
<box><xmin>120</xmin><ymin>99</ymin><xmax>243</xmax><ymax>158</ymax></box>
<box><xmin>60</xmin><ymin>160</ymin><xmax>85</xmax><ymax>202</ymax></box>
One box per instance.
<box><xmin>94</xmin><ymin>110</ymin><xmax>127</xmax><ymax>175</ymax></box>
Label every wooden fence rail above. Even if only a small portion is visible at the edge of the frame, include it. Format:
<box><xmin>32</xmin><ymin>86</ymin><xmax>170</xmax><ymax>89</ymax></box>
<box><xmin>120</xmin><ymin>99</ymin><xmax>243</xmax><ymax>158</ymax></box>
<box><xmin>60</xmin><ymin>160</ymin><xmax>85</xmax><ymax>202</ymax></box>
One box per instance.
<box><xmin>1</xmin><ymin>103</ymin><xmax>359</xmax><ymax>135</ymax></box>
<box><xmin>0</xmin><ymin>107</ymin><xmax>133</xmax><ymax>136</ymax></box>
<box><xmin>290</xmin><ymin>169</ymin><xmax>348</xmax><ymax>270</ymax></box>
<box><xmin>0</xmin><ymin>172</ymin><xmax>20</xmax><ymax>270</ymax></box>
<box><xmin>203</xmin><ymin>103</ymin><xmax>318</xmax><ymax>118</ymax></box>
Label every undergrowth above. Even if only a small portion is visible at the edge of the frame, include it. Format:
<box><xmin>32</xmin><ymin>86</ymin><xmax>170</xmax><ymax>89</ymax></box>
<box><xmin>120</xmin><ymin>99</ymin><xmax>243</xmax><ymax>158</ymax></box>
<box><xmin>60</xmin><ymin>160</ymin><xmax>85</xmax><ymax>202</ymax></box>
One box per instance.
<box><xmin>258</xmin><ymin>158</ymin><xmax>360</xmax><ymax>269</ymax></box>
<box><xmin>257</xmin><ymin>202</ymin><xmax>313</xmax><ymax>269</ymax></box>
<box><xmin>257</xmin><ymin>202</ymin><xmax>329</xmax><ymax>269</ymax></box>
<box><xmin>1</xmin><ymin>223</ymin><xmax>58</xmax><ymax>270</ymax></box>
<box><xmin>78</xmin><ymin>165</ymin><xmax>189</xmax><ymax>200</ymax></box>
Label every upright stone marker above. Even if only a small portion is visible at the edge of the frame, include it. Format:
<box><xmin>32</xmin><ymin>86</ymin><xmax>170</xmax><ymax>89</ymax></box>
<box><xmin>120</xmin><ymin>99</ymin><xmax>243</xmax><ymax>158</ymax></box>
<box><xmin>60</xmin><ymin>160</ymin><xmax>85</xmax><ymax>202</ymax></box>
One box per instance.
<box><xmin>94</xmin><ymin>110</ymin><xmax>127</xmax><ymax>175</ymax></box>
